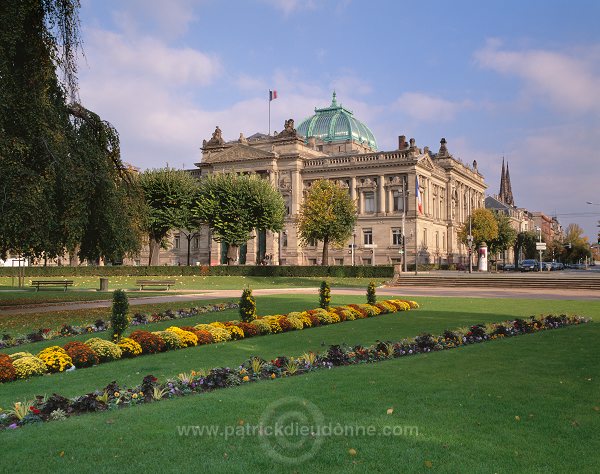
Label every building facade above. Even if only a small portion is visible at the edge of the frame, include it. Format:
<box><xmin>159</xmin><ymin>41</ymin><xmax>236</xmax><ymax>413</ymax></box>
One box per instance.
<box><xmin>154</xmin><ymin>93</ymin><xmax>487</xmax><ymax>268</ymax></box>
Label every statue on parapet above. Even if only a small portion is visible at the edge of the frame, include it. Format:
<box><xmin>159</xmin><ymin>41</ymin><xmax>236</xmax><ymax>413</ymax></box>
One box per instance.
<box><xmin>205</xmin><ymin>126</ymin><xmax>225</xmax><ymax>146</ymax></box>
<box><xmin>276</xmin><ymin>119</ymin><xmax>296</xmax><ymax>138</ymax></box>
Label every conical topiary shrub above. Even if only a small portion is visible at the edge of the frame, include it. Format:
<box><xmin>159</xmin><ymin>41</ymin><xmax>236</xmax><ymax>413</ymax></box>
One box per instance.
<box><xmin>239</xmin><ymin>288</ymin><xmax>257</xmax><ymax>322</ymax></box>
<box><xmin>111</xmin><ymin>289</ymin><xmax>130</xmax><ymax>342</ymax></box>
<box><xmin>319</xmin><ymin>281</ymin><xmax>331</xmax><ymax>309</ymax></box>
<box><xmin>367</xmin><ymin>281</ymin><xmax>377</xmax><ymax>305</ymax></box>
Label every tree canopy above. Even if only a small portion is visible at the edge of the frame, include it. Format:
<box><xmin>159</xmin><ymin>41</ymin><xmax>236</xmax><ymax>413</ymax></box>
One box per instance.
<box><xmin>139</xmin><ymin>168</ymin><xmax>199</xmax><ymax>265</ymax></box>
<box><xmin>487</xmin><ymin>211</ymin><xmax>517</xmax><ymax>258</ymax></box>
<box><xmin>458</xmin><ymin>208</ymin><xmax>499</xmax><ymax>248</ymax></box>
<box><xmin>296</xmin><ymin>179</ymin><xmax>357</xmax><ymax>265</ymax></box>
<box><xmin>193</xmin><ymin>173</ymin><xmax>285</xmax><ymax>263</ymax></box>
<box><xmin>0</xmin><ymin>0</ymin><xmax>142</xmax><ymax>263</ymax></box>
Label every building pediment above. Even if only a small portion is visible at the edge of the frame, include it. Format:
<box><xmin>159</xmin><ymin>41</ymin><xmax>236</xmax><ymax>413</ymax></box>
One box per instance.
<box><xmin>201</xmin><ymin>144</ymin><xmax>277</xmax><ymax>164</ymax></box>
<box><xmin>416</xmin><ymin>153</ymin><xmax>436</xmax><ymax>172</ymax></box>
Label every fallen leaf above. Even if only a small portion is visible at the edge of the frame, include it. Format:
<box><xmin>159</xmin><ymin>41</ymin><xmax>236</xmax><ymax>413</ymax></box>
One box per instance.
<box><xmin>424</xmin><ymin>460</ymin><xmax>433</xmax><ymax>468</ymax></box>
<box><xmin>238</xmin><ymin>419</ymin><xmax>244</xmax><ymax>426</ymax></box>
<box><xmin>59</xmin><ymin>451</ymin><xmax>65</xmax><ymax>457</ymax></box>
<box><xmin>348</xmin><ymin>448</ymin><xmax>357</xmax><ymax>456</ymax></box>
<box><xmin>386</xmin><ymin>408</ymin><xmax>394</xmax><ymax>415</ymax></box>
<box><xmin>571</xmin><ymin>420</ymin><xmax>579</xmax><ymax>427</ymax></box>
<box><xmin>106</xmin><ymin>419</ymin><xmax>114</xmax><ymax>424</ymax></box>
<box><xmin>515</xmin><ymin>416</ymin><xmax>521</xmax><ymax>421</ymax></box>
<box><xmin>223</xmin><ymin>453</ymin><xmax>228</xmax><ymax>459</ymax></box>
<box><xmin>593</xmin><ymin>406</ymin><xmax>600</xmax><ymax>412</ymax></box>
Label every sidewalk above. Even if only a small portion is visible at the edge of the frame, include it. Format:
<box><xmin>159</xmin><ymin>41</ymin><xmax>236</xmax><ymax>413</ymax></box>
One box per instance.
<box><xmin>1</xmin><ymin>285</ymin><xmax>599</xmax><ymax>316</ymax></box>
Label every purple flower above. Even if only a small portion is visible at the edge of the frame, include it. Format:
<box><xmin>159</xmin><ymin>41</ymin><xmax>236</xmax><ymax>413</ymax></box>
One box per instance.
<box><xmin>8</xmin><ymin>423</ymin><xmax>18</xmax><ymax>429</ymax></box>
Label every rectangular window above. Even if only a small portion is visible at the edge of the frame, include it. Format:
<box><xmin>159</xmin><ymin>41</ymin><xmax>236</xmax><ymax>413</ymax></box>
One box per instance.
<box><xmin>362</xmin><ymin>258</ymin><xmax>372</xmax><ymax>266</ymax></box>
<box><xmin>364</xmin><ymin>192</ymin><xmax>375</xmax><ymax>213</ymax></box>
<box><xmin>282</xmin><ymin>232</ymin><xmax>288</xmax><ymax>247</ymax></box>
<box><xmin>174</xmin><ymin>235</ymin><xmax>180</xmax><ymax>249</ymax></box>
<box><xmin>363</xmin><ymin>229</ymin><xmax>373</xmax><ymax>245</ymax></box>
<box><xmin>392</xmin><ymin>191</ymin><xmax>404</xmax><ymax>212</ymax></box>
<box><xmin>435</xmin><ymin>231</ymin><xmax>439</xmax><ymax>250</ymax></box>
<box><xmin>308</xmin><ymin>238</ymin><xmax>317</xmax><ymax>247</ymax></box>
<box><xmin>308</xmin><ymin>258</ymin><xmax>318</xmax><ymax>266</ymax></box>
<box><xmin>390</xmin><ymin>257</ymin><xmax>402</xmax><ymax>264</ymax></box>
<box><xmin>392</xmin><ymin>228</ymin><xmax>402</xmax><ymax>246</ymax></box>
<box><xmin>443</xmin><ymin>233</ymin><xmax>446</xmax><ymax>250</ymax></box>
<box><xmin>334</xmin><ymin>258</ymin><xmax>344</xmax><ymax>265</ymax></box>
<box><xmin>193</xmin><ymin>236</ymin><xmax>199</xmax><ymax>249</ymax></box>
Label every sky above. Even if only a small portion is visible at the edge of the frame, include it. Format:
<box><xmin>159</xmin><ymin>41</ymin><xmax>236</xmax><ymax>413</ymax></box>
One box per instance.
<box><xmin>76</xmin><ymin>0</ymin><xmax>600</xmax><ymax>240</ymax></box>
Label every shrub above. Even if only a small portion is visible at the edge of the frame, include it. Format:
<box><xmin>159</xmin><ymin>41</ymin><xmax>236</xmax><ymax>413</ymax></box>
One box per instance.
<box><xmin>249</xmin><ymin>319</ymin><xmax>271</xmax><ymax>335</ymax></box>
<box><xmin>130</xmin><ymin>330</ymin><xmax>166</xmax><ymax>354</ymax></box>
<box><xmin>224</xmin><ymin>325</ymin><xmax>245</xmax><ymax>340</ymax></box>
<box><xmin>37</xmin><ymin>346</ymin><xmax>73</xmax><ymax>373</ymax></box>
<box><xmin>319</xmin><ymin>281</ymin><xmax>331</xmax><ymax>309</ymax></box>
<box><xmin>85</xmin><ymin>338</ymin><xmax>123</xmax><ymax>362</ymax></box>
<box><xmin>277</xmin><ymin>316</ymin><xmax>293</xmax><ymax>332</ymax></box>
<box><xmin>12</xmin><ymin>356</ymin><xmax>48</xmax><ymax>379</ymax></box>
<box><xmin>194</xmin><ymin>324</ymin><xmax>231</xmax><ymax>342</ymax></box>
<box><xmin>285</xmin><ymin>315</ymin><xmax>305</xmax><ymax>331</ymax></box>
<box><xmin>194</xmin><ymin>330</ymin><xmax>214</xmax><ymax>345</ymax></box>
<box><xmin>165</xmin><ymin>327</ymin><xmax>198</xmax><ymax>347</ymax></box>
<box><xmin>9</xmin><ymin>352</ymin><xmax>33</xmax><ymax>361</ymax></box>
<box><xmin>239</xmin><ymin>288</ymin><xmax>257</xmax><ymax>322</ymax></box>
<box><xmin>117</xmin><ymin>337</ymin><xmax>143</xmax><ymax>358</ymax></box>
<box><xmin>235</xmin><ymin>322</ymin><xmax>259</xmax><ymax>338</ymax></box>
<box><xmin>111</xmin><ymin>289</ymin><xmax>130</xmax><ymax>341</ymax></box>
<box><xmin>0</xmin><ymin>358</ymin><xmax>16</xmax><ymax>383</ymax></box>
<box><xmin>367</xmin><ymin>281</ymin><xmax>377</xmax><ymax>305</ymax></box>
<box><xmin>0</xmin><ymin>353</ymin><xmax>12</xmax><ymax>365</ymax></box>
<box><xmin>64</xmin><ymin>342</ymin><xmax>99</xmax><ymax>368</ymax></box>
<box><xmin>152</xmin><ymin>331</ymin><xmax>184</xmax><ymax>350</ymax></box>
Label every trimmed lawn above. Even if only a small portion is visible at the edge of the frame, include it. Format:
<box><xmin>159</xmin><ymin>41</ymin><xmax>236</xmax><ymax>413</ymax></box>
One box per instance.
<box><xmin>0</xmin><ymin>315</ymin><xmax>597</xmax><ymax>472</ymax></box>
<box><xmin>0</xmin><ymin>275</ymin><xmax>390</xmax><ymax>294</ymax></box>
<box><xmin>0</xmin><ymin>291</ymin><xmax>187</xmax><ymax>307</ymax></box>
<box><xmin>1</xmin><ymin>296</ymin><xmax>598</xmax><ymax>411</ymax></box>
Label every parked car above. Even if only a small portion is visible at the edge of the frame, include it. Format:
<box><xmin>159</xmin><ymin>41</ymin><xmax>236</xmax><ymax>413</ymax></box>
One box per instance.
<box><xmin>502</xmin><ymin>264</ymin><xmax>516</xmax><ymax>271</ymax></box>
<box><xmin>551</xmin><ymin>262</ymin><xmax>564</xmax><ymax>271</ymax></box>
<box><xmin>519</xmin><ymin>259</ymin><xmax>539</xmax><ymax>272</ymax></box>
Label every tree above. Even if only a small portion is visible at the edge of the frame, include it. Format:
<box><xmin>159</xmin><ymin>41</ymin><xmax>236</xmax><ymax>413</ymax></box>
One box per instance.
<box><xmin>514</xmin><ymin>231</ymin><xmax>538</xmax><ymax>262</ymax></box>
<box><xmin>458</xmin><ymin>208</ymin><xmax>499</xmax><ymax>247</ymax></box>
<box><xmin>179</xmin><ymin>189</ymin><xmax>203</xmax><ymax>266</ymax></box>
<box><xmin>0</xmin><ymin>1</ymin><xmax>142</xmax><ymax>262</ymax></box>
<box><xmin>564</xmin><ymin>223</ymin><xmax>591</xmax><ymax>263</ymax></box>
<box><xmin>194</xmin><ymin>173</ymin><xmax>285</xmax><ymax>264</ymax></box>
<box><xmin>139</xmin><ymin>168</ymin><xmax>199</xmax><ymax>265</ymax></box>
<box><xmin>487</xmin><ymin>211</ymin><xmax>517</xmax><ymax>261</ymax></box>
<box><xmin>239</xmin><ymin>288</ymin><xmax>257</xmax><ymax>322</ymax></box>
<box><xmin>296</xmin><ymin>180</ymin><xmax>357</xmax><ymax>265</ymax></box>
<box><xmin>111</xmin><ymin>289</ymin><xmax>129</xmax><ymax>342</ymax></box>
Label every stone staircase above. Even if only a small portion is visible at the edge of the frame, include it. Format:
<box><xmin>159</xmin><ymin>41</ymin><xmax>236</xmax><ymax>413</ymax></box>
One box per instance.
<box><xmin>390</xmin><ymin>273</ymin><xmax>600</xmax><ymax>290</ymax></box>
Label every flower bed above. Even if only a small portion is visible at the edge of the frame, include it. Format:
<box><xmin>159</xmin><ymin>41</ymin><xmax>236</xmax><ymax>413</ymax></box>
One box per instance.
<box><xmin>0</xmin><ymin>299</ymin><xmax>418</xmax><ymax>383</ymax></box>
<box><xmin>0</xmin><ymin>302</ymin><xmax>239</xmax><ymax>350</ymax></box>
<box><xmin>0</xmin><ymin>314</ymin><xmax>589</xmax><ymax>430</ymax></box>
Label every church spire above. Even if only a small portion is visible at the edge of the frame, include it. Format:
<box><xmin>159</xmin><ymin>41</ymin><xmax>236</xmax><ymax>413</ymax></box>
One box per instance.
<box><xmin>505</xmin><ymin>162</ymin><xmax>514</xmax><ymax>206</ymax></box>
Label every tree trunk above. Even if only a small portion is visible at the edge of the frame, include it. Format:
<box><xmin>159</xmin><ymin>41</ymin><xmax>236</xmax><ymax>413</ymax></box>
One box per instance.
<box><xmin>227</xmin><ymin>244</ymin><xmax>239</xmax><ymax>265</ymax></box>
<box><xmin>148</xmin><ymin>238</ymin><xmax>161</xmax><ymax>266</ymax></box>
<box><xmin>186</xmin><ymin>235</ymin><xmax>192</xmax><ymax>266</ymax></box>
<box><xmin>321</xmin><ymin>235</ymin><xmax>329</xmax><ymax>266</ymax></box>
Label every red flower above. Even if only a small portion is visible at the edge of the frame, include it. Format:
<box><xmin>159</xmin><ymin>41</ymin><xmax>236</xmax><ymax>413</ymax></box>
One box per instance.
<box><xmin>29</xmin><ymin>407</ymin><xmax>41</xmax><ymax>415</ymax></box>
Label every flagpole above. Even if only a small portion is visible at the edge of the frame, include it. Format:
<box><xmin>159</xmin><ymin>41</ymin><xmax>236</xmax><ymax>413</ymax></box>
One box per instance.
<box><xmin>415</xmin><ymin>173</ymin><xmax>418</xmax><ymax>276</ymax></box>
<box><xmin>268</xmin><ymin>90</ymin><xmax>271</xmax><ymax>136</ymax></box>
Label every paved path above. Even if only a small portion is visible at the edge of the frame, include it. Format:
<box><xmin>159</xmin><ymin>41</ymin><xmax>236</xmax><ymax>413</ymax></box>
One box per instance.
<box><xmin>1</xmin><ymin>285</ymin><xmax>599</xmax><ymax>316</ymax></box>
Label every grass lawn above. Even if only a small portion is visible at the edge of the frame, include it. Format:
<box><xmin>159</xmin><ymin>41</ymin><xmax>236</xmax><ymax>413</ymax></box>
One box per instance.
<box><xmin>0</xmin><ymin>298</ymin><xmax>597</xmax><ymax>472</ymax></box>
<box><xmin>0</xmin><ymin>275</ymin><xmax>390</xmax><ymax>294</ymax></box>
<box><xmin>0</xmin><ymin>290</ymin><xmax>190</xmax><ymax>307</ymax></box>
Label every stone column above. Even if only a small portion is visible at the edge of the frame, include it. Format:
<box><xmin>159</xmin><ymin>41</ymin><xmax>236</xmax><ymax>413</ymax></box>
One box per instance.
<box><xmin>350</xmin><ymin>176</ymin><xmax>357</xmax><ymax>201</ymax></box>
<box><xmin>291</xmin><ymin>170</ymin><xmax>301</xmax><ymax>214</ymax></box>
<box><xmin>378</xmin><ymin>175</ymin><xmax>386</xmax><ymax>215</ymax></box>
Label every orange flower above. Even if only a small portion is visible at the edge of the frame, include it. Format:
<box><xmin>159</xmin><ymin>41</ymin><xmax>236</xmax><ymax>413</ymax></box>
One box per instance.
<box><xmin>242</xmin><ymin>375</ymin><xmax>249</xmax><ymax>382</ymax></box>
<box><xmin>270</xmin><ymin>373</ymin><xmax>276</xmax><ymax>379</ymax></box>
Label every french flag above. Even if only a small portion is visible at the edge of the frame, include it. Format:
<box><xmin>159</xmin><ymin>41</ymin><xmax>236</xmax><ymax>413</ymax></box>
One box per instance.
<box><xmin>416</xmin><ymin>175</ymin><xmax>423</xmax><ymax>214</ymax></box>
<box><xmin>269</xmin><ymin>90</ymin><xmax>278</xmax><ymax>101</ymax></box>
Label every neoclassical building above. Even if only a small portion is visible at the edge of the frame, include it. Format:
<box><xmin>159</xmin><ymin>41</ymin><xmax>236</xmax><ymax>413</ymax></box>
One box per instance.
<box><xmin>161</xmin><ymin>93</ymin><xmax>487</xmax><ymax>267</ymax></box>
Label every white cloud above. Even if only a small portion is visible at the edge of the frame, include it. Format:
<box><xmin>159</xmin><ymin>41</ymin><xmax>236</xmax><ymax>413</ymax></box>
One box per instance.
<box><xmin>261</xmin><ymin>0</ymin><xmax>318</xmax><ymax>16</ymax></box>
<box><xmin>85</xmin><ymin>29</ymin><xmax>221</xmax><ymax>86</ymax></box>
<box><xmin>394</xmin><ymin>92</ymin><xmax>471</xmax><ymax>122</ymax></box>
<box><xmin>474</xmin><ymin>40</ymin><xmax>600</xmax><ymax>113</ymax></box>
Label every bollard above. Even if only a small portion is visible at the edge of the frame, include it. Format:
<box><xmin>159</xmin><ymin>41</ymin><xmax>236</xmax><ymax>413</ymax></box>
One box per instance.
<box><xmin>99</xmin><ymin>277</ymin><xmax>109</xmax><ymax>292</ymax></box>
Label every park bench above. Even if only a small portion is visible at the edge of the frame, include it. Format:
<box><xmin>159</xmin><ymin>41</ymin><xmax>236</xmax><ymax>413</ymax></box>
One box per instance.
<box><xmin>31</xmin><ymin>280</ymin><xmax>74</xmax><ymax>292</ymax></box>
<box><xmin>135</xmin><ymin>279</ymin><xmax>177</xmax><ymax>291</ymax></box>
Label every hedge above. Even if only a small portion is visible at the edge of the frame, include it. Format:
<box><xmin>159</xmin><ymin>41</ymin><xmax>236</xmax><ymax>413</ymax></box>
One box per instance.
<box><xmin>0</xmin><ymin>265</ymin><xmax>394</xmax><ymax>278</ymax></box>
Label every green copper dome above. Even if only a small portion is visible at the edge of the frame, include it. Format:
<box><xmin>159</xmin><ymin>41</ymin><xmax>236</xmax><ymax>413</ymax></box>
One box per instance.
<box><xmin>297</xmin><ymin>92</ymin><xmax>377</xmax><ymax>151</ymax></box>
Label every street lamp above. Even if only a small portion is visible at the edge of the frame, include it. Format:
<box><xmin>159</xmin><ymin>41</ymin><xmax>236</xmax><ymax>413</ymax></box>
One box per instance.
<box><xmin>352</xmin><ymin>231</ymin><xmax>356</xmax><ymax>266</ymax></box>
<box><xmin>536</xmin><ymin>226</ymin><xmax>543</xmax><ymax>271</ymax></box>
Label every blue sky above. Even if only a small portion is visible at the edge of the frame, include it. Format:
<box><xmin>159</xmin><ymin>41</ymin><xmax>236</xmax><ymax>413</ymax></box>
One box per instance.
<box><xmin>77</xmin><ymin>0</ymin><xmax>600</xmax><ymax>240</ymax></box>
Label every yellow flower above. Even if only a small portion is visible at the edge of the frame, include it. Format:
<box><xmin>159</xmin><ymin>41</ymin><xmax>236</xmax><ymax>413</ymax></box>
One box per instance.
<box><xmin>270</xmin><ymin>373</ymin><xmax>276</xmax><ymax>379</ymax></box>
<box><xmin>242</xmin><ymin>375</ymin><xmax>249</xmax><ymax>382</ymax></box>
<box><xmin>132</xmin><ymin>393</ymin><xmax>138</xmax><ymax>399</ymax></box>
<box><xmin>114</xmin><ymin>392</ymin><xmax>120</xmax><ymax>397</ymax></box>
